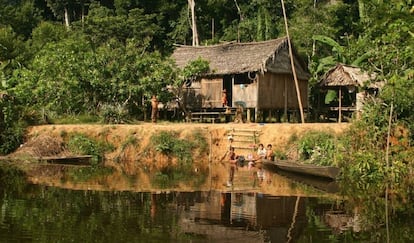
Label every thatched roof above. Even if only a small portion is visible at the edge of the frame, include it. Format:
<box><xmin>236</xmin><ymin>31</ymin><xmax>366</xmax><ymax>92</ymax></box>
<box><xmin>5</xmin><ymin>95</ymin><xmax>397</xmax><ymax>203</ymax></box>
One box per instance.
<box><xmin>319</xmin><ymin>64</ymin><xmax>381</xmax><ymax>88</ymax></box>
<box><xmin>171</xmin><ymin>37</ymin><xmax>309</xmax><ymax>79</ymax></box>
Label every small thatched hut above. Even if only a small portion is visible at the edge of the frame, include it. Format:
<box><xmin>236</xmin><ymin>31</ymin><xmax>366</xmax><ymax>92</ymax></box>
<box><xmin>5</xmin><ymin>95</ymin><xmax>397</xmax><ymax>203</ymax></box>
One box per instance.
<box><xmin>172</xmin><ymin>37</ymin><xmax>310</xmax><ymax>122</ymax></box>
<box><xmin>318</xmin><ymin>63</ymin><xmax>381</xmax><ymax>122</ymax></box>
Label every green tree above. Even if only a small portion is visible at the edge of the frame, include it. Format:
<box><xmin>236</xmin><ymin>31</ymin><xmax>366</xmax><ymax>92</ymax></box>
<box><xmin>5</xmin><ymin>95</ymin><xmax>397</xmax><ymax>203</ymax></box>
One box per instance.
<box><xmin>0</xmin><ymin>26</ymin><xmax>27</xmax><ymax>75</ymax></box>
<box><xmin>29</xmin><ymin>21</ymin><xmax>68</xmax><ymax>52</ymax></box>
<box><xmin>0</xmin><ymin>0</ymin><xmax>43</xmax><ymax>39</ymax></box>
<box><xmin>78</xmin><ymin>3</ymin><xmax>161</xmax><ymax>52</ymax></box>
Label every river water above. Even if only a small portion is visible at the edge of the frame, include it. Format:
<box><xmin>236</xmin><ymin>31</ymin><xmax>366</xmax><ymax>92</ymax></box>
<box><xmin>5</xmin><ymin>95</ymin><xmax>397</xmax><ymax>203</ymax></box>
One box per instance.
<box><xmin>1</xmin><ymin>166</ymin><xmax>413</xmax><ymax>242</ymax></box>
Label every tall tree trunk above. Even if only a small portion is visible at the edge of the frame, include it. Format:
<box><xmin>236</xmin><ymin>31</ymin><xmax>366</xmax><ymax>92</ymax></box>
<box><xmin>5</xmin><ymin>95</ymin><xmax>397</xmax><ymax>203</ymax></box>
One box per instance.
<box><xmin>233</xmin><ymin>0</ymin><xmax>243</xmax><ymax>21</ymax></box>
<box><xmin>312</xmin><ymin>0</ymin><xmax>317</xmax><ymax>57</ymax></box>
<box><xmin>81</xmin><ymin>2</ymin><xmax>85</xmax><ymax>27</ymax></box>
<box><xmin>64</xmin><ymin>6</ymin><xmax>70</xmax><ymax>28</ymax></box>
<box><xmin>234</xmin><ymin>0</ymin><xmax>243</xmax><ymax>42</ymax></box>
<box><xmin>188</xmin><ymin>0</ymin><xmax>199</xmax><ymax>46</ymax></box>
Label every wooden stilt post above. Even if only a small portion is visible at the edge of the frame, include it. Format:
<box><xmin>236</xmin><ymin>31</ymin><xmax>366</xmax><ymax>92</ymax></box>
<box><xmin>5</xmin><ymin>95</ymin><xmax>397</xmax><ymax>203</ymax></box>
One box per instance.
<box><xmin>338</xmin><ymin>88</ymin><xmax>342</xmax><ymax>123</ymax></box>
<box><xmin>284</xmin><ymin>77</ymin><xmax>288</xmax><ymax>121</ymax></box>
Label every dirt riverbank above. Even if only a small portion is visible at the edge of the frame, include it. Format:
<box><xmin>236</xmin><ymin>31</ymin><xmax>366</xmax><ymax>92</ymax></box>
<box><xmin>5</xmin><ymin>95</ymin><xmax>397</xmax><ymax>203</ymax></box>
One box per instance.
<box><xmin>26</xmin><ymin>122</ymin><xmax>350</xmax><ymax>160</ymax></box>
<box><xmin>6</xmin><ymin>122</ymin><xmax>350</xmax><ymax>195</ymax></box>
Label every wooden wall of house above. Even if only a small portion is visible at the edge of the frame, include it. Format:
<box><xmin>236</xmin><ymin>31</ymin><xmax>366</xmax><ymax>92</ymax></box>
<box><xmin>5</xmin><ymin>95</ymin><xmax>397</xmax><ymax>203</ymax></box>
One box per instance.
<box><xmin>184</xmin><ymin>77</ymin><xmax>224</xmax><ymax>109</ymax></box>
<box><xmin>232</xmin><ymin>79</ymin><xmax>258</xmax><ymax>108</ymax></box>
<box><xmin>257</xmin><ymin>73</ymin><xmax>308</xmax><ymax>110</ymax></box>
<box><xmin>185</xmin><ymin>72</ymin><xmax>308</xmax><ymax>112</ymax></box>
<box><xmin>201</xmin><ymin>77</ymin><xmax>223</xmax><ymax>107</ymax></box>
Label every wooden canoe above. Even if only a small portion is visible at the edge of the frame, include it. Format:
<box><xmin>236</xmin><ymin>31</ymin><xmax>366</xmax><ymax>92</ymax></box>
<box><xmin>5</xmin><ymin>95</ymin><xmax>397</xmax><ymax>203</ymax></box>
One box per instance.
<box><xmin>41</xmin><ymin>155</ymin><xmax>93</xmax><ymax>165</ymax></box>
<box><xmin>263</xmin><ymin>159</ymin><xmax>340</xmax><ymax>180</ymax></box>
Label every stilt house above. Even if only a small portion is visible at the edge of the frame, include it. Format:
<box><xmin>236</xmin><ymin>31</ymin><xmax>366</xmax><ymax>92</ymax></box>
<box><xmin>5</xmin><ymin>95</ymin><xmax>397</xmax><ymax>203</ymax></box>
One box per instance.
<box><xmin>171</xmin><ymin>37</ymin><xmax>310</xmax><ymax>122</ymax></box>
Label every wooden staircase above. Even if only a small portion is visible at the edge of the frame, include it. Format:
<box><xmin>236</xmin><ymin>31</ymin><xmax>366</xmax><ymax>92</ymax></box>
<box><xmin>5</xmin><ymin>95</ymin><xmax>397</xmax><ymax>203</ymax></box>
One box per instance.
<box><xmin>222</xmin><ymin>128</ymin><xmax>263</xmax><ymax>189</ymax></box>
<box><xmin>226</xmin><ymin>128</ymin><xmax>261</xmax><ymax>153</ymax></box>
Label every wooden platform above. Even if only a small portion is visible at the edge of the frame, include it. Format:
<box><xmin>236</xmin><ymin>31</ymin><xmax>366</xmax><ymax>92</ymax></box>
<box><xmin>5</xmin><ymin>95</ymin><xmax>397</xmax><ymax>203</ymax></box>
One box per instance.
<box><xmin>188</xmin><ymin>108</ymin><xmax>237</xmax><ymax>123</ymax></box>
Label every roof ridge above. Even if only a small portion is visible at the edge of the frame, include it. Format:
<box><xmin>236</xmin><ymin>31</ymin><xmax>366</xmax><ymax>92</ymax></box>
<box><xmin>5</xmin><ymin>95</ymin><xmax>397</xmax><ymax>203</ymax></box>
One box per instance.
<box><xmin>173</xmin><ymin>36</ymin><xmax>288</xmax><ymax>49</ymax></box>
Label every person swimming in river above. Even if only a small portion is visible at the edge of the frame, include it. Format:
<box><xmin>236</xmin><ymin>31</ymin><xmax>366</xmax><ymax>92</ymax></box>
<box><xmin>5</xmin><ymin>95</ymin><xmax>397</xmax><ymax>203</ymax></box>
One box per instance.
<box><xmin>227</xmin><ymin>146</ymin><xmax>238</xmax><ymax>187</ymax></box>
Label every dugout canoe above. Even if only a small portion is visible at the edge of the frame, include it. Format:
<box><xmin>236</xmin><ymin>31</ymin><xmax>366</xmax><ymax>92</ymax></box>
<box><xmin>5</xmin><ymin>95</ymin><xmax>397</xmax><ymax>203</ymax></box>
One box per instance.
<box><xmin>263</xmin><ymin>159</ymin><xmax>340</xmax><ymax>180</ymax></box>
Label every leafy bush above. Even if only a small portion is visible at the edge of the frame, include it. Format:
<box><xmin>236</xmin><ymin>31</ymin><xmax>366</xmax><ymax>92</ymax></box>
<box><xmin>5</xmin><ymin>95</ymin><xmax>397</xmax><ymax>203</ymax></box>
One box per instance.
<box><xmin>151</xmin><ymin>131</ymin><xmax>178</xmax><ymax>154</ymax></box>
<box><xmin>297</xmin><ymin>131</ymin><xmax>336</xmax><ymax>165</ymax></box>
<box><xmin>20</xmin><ymin>107</ymin><xmax>46</xmax><ymax>125</ymax></box>
<box><xmin>344</xmin><ymin>151</ymin><xmax>386</xmax><ymax>191</ymax></box>
<box><xmin>99</xmin><ymin>103</ymin><xmax>130</xmax><ymax>124</ymax></box>
<box><xmin>181</xmin><ymin>57</ymin><xmax>210</xmax><ymax>82</ymax></box>
<box><xmin>150</xmin><ymin>131</ymin><xmax>194</xmax><ymax>167</ymax></box>
<box><xmin>0</xmin><ymin>121</ymin><xmax>25</xmax><ymax>155</ymax></box>
<box><xmin>0</xmin><ymin>96</ymin><xmax>26</xmax><ymax>155</ymax></box>
<box><xmin>67</xmin><ymin>133</ymin><xmax>114</xmax><ymax>165</ymax></box>
<box><xmin>53</xmin><ymin>114</ymin><xmax>100</xmax><ymax>124</ymax></box>
<box><xmin>149</xmin><ymin>130</ymin><xmax>208</xmax><ymax>188</ymax></box>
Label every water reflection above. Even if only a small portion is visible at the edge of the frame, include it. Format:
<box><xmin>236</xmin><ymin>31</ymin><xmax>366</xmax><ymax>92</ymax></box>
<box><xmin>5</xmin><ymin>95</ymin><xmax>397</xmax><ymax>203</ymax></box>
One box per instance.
<box><xmin>177</xmin><ymin>192</ymin><xmax>306</xmax><ymax>242</ymax></box>
<box><xmin>1</xmin><ymin>165</ymin><xmax>414</xmax><ymax>242</ymax></box>
<box><xmin>272</xmin><ymin>170</ymin><xmax>340</xmax><ymax>194</ymax></box>
<box><xmin>0</xmin><ymin>182</ymin><xmax>354</xmax><ymax>243</ymax></box>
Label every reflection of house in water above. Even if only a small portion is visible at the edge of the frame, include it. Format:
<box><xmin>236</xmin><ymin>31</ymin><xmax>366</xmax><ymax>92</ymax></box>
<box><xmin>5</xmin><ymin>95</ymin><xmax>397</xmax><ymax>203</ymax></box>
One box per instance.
<box><xmin>176</xmin><ymin>191</ymin><xmax>307</xmax><ymax>242</ymax></box>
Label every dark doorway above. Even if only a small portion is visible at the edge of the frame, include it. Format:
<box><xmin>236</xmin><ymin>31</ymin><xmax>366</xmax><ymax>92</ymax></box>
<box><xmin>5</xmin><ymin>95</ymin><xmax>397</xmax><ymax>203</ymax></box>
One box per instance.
<box><xmin>223</xmin><ymin>75</ymin><xmax>233</xmax><ymax>107</ymax></box>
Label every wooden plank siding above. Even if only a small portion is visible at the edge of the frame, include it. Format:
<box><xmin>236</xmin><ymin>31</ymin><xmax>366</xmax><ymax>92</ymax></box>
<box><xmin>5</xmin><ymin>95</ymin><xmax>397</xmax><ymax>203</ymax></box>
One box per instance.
<box><xmin>232</xmin><ymin>80</ymin><xmax>258</xmax><ymax>108</ymax></box>
<box><xmin>258</xmin><ymin>73</ymin><xmax>308</xmax><ymax>110</ymax></box>
<box><xmin>201</xmin><ymin>78</ymin><xmax>223</xmax><ymax>107</ymax></box>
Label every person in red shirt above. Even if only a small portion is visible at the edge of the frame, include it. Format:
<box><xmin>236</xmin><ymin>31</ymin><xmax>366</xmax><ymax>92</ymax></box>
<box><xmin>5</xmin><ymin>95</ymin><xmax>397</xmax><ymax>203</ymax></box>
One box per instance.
<box><xmin>221</xmin><ymin>89</ymin><xmax>228</xmax><ymax>107</ymax></box>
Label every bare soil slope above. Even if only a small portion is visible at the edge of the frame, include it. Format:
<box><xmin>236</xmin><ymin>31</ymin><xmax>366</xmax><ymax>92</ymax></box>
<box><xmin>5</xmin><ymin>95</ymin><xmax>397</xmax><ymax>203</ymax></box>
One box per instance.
<box><xmin>25</xmin><ymin>122</ymin><xmax>350</xmax><ymax>161</ymax></box>
<box><xmin>10</xmin><ymin>122</ymin><xmax>350</xmax><ymax>194</ymax></box>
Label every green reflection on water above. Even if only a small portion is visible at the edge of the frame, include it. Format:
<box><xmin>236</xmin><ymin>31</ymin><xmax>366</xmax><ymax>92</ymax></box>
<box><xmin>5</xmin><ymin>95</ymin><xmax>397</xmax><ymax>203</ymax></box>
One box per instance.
<box><xmin>1</xmin><ymin>164</ymin><xmax>414</xmax><ymax>242</ymax></box>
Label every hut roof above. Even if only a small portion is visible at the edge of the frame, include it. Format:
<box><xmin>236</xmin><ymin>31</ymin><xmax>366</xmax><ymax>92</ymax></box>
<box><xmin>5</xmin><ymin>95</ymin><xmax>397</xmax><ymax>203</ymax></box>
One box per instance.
<box><xmin>319</xmin><ymin>64</ymin><xmax>381</xmax><ymax>88</ymax></box>
<box><xmin>171</xmin><ymin>37</ymin><xmax>309</xmax><ymax>78</ymax></box>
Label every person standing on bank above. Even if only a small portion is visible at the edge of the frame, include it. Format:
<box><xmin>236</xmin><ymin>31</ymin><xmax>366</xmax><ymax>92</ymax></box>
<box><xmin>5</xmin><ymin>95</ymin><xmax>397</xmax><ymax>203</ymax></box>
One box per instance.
<box><xmin>151</xmin><ymin>95</ymin><xmax>159</xmax><ymax>123</ymax></box>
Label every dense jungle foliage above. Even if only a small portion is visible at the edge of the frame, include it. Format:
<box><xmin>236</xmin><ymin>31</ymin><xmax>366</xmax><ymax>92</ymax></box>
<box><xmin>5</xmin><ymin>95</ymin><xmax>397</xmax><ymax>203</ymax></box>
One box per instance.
<box><xmin>0</xmin><ymin>0</ymin><xmax>413</xmax><ymax>188</ymax></box>
<box><xmin>0</xmin><ymin>1</ymin><xmax>413</xmax><ymax>237</ymax></box>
